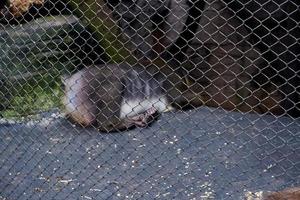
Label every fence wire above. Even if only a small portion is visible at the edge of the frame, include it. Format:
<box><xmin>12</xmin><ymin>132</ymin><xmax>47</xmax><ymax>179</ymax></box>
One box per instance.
<box><xmin>0</xmin><ymin>0</ymin><xmax>299</xmax><ymax>199</ymax></box>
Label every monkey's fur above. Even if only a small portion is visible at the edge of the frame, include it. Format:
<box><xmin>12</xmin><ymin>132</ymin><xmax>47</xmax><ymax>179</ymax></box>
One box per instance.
<box><xmin>62</xmin><ymin>63</ymin><xmax>201</xmax><ymax>132</ymax></box>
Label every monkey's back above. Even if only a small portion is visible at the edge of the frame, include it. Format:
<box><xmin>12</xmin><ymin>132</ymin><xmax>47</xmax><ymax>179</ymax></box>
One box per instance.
<box><xmin>62</xmin><ymin>63</ymin><xmax>168</xmax><ymax>128</ymax></box>
<box><xmin>62</xmin><ymin>64</ymin><xmax>126</xmax><ymax>126</ymax></box>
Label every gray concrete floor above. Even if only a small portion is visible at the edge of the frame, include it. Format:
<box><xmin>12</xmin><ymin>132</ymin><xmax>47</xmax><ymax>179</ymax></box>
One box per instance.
<box><xmin>0</xmin><ymin>107</ymin><xmax>299</xmax><ymax>199</ymax></box>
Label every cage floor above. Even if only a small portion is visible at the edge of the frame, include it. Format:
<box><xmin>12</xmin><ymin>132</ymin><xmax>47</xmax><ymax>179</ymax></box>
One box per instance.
<box><xmin>0</xmin><ymin>107</ymin><xmax>299</xmax><ymax>199</ymax></box>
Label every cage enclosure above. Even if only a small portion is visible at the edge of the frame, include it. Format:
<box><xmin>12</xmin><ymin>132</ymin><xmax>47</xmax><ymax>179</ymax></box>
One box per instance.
<box><xmin>0</xmin><ymin>0</ymin><xmax>299</xmax><ymax>199</ymax></box>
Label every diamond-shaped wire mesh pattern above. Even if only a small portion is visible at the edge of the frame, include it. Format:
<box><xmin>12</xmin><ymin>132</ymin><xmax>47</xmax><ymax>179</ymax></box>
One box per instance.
<box><xmin>0</xmin><ymin>0</ymin><xmax>299</xmax><ymax>199</ymax></box>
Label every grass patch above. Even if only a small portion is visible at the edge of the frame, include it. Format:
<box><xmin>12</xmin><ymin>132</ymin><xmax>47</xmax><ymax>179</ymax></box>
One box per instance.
<box><xmin>0</xmin><ymin>73</ymin><xmax>63</xmax><ymax>119</ymax></box>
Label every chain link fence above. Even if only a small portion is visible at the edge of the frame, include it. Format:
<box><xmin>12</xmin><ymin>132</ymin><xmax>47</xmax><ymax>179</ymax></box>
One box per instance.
<box><xmin>0</xmin><ymin>0</ymin><xmax>299</xmax><ymax>199</ymax></box>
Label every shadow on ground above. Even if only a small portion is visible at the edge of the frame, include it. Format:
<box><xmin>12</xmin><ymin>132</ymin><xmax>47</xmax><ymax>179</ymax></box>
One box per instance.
<box><xmin>0</xmin><ymin>107</ymin><xmax>299</xmax><ymax>199</ymax></box>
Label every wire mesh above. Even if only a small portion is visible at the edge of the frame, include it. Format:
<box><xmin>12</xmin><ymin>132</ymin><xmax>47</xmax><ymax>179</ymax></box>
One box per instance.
<box><xmin>0</xmin><ymin>0</ymin><xmax>299</xmax><ymax>199</ymax></box>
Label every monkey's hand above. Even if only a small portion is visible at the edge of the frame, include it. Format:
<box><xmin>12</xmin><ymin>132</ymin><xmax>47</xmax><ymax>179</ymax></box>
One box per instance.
<box><xmin>126</xmin><ymin>107</ymin><xmax>159</xmax><ymax>127</ymax></box>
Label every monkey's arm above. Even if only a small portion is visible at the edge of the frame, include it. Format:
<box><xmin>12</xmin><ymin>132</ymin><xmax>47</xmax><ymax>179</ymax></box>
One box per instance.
<box><xmin>98</xmin><ymin>107</ymin><xmax>159</xmax><ymax>132</ymax></box>
<box><xmin>125</xmin><ymin>107</ymin><xmax>159</xmax><ymax>127</ymax></box>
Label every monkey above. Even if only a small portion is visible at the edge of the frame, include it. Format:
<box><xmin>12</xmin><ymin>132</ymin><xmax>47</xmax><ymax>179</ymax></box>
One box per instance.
<box><xmin>62</xmin><ymin>63</ymin><xmax>172</xmax><ymax>132</ymax></box>
<box><xmin>62</xmin><ymin>62</ymin><xmax>204</xmax><ymax>132</ymax></box>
